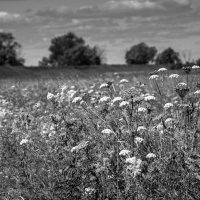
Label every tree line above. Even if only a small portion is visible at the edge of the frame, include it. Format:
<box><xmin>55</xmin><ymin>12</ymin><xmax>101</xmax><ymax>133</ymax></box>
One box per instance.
<box><xmin>0</xmin><ymin>31</ymin><xmax>200</xmax><ymax>68</ymax></box>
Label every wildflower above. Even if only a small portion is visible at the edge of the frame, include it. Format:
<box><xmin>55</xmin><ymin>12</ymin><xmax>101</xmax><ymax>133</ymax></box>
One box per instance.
<box><xmin>144</xmin><ymin>95</ymin><xmax>156</xmax><ymax>101</ymax></box>
<box><xmin>165</xmin><ymin>118</ymin><xmax>173</xmax><ymax>127</ymax></box>
<box><xmin>169</xmin><ymin>74</ymin><xmax>180</xmax><ymax>79</ymax></box>
<box><xmin>119</xmin><ymin>149</ymin><xmax>131</xmax><ymax>156</ymax></box>
<box><xmin>135</xmin><ymin>137</ymin><xmax>144</xmax><ymax>144</ymax></box>
<box><xmin>125</xmin><ymin>157</ymin><xmax>142</xmax><ymax>177</ymax></box>
<box><xmin>101</xmin><ymin>128</ymin><xmax>113</xmax><ymax>134</ymax></box>
<box><xmin>99</xmin><ymin>96</ymin><xmax>110</xmax><ymax>103</ymax></box>
<box><xmin>119</xmin><ymin>101</ymin><xmax>129</xmax><ymax>107</ymax></box>
<box><xmin>146</xmin><ymin>153</ymin><xmax>156</xmax><ymax>159</ymax></box>
<box><xmin>72</xmin><ymin>96</ymin><xmax>82</xmax><ymax>104</ymax></box>
<box><xmin>99</xmin><ymin>83</ymin><xmax>108</xmax><ymax>89</ymax></box>
<box><xmin>158</xmin><ymin>68</ymin><xmax>167</xmax><ymax>72</ymax></box>
<box><xmin>164</xmin><ymin>103</ymin><xmax>173</xmax><ymax>110</ymax></box>
<box><xmin>88</xmin><ymin>89</ymin><xmax>94</xmax><ymax>94</ymax></box>
<box><xmin>20</xmin><ymin>138</ymin><xmax>29</xmax><ymax>145</ymax></box>
<box><xmin>47</xmin><ymin>92</ymin><xmax>54</xmax><ymax>100</ymax></box>
<box><xmin>192</xmin><ymin>65</ymin><xmax>200</xmax><ymax>69</ymax></box>
<box><xmin>157</xmin><ymin>123</ymin><xmax>163</xmax><ymax>131</ymax></box>
<box><xmin>138</xmin><ymin>107</ymin><xmax>147</xmax><ymax>113</ymax></box>
<box><xmin>71</xmin><ymin>141</ymin><xmax>89</xmax><ymax>153</ymax></box>
<box><xmin>137</xmin><ymin>126</ymin><xmax>147</xmax><ymax>133</ymax></box>
<box><xmin>61</xmin><ymin>84</ymin><xmax>68</xmax><ymax>92</ymax></box>
<box><xmin>149</xmin><ymin>75</ymin><xmax>159</xmax><ymax>80</ymax></box>
<box><xmin>112</xmin><ymin>97</ymin><xmax>122</xmax><ymax>104</ymax></box>
<box><xmin>85</xmin><ymin>187</ymin><xmax>95</xmax><ymax>195</ymax></box>
<box><xmin>119</xmin><ymin>79</ymin><xmax>129</xmax><ymax>84</ymax></box>
<box><xmin>67</xmin><ymin>90</ymin><xmax>76</xmax><ymax>99</ymax></box>
<box><xmin>175</xmin><ymin>82</ymin><xmax>189</xmax><ymax>99</ymax></box>
<box><xmin>194</xmin><ymin>90</ymin><xmax>200</xmax><ymax>95</ymax></box>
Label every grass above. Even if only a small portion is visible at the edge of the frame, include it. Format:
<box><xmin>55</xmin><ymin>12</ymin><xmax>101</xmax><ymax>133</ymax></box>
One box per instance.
<box><xmin>0</xmin><ymin>66</ymin><xmax>200</xmax><ymax>199</ymax></box>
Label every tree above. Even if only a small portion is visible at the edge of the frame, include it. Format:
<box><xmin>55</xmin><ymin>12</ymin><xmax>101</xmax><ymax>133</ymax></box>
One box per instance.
<box><xmin>155</xmin><ymin>47</ymin><xmax>182</xmax><ymax>65</ymax></box>
<box><xmin>125</xmin><ymin>42</ymin><xmax>157</xmax><ymax>65</ymax></box>
<box><xmin>0</xmin><ymin>32</ymin><xmax>24</xmax><ymax>66</ymax></box>
<box><xmin>41</xmin><ymin>32</ymin><xmax>103</xmax><ymax>67</ymax></box>
<box><xmin>196</xmin><ymin>58</ymin><xmax>200</xmax><ymax>66</ymax></box>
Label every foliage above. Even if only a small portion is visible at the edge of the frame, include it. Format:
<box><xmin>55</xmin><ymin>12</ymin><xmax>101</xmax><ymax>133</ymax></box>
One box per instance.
<box><xmin>0</xmin><ymin>32</ymin><xmax>24</xmax><ymax>66</ymax></box>
<box><xmin>196</xmin><ymin>58</ymin><xmax>200</xmax><ymax>66</ymax></box>
<box><xmin>39</xmin><ymin>32</ymin><xmax>104</xmax><ymax>67</ymax></box>
<box><xmin>125</xmin><ymin>42</ymin><xmax>157</xmax><ymax>65</ymax></box>
<box><xmin>156</xmin><ymin>47</ymin><xmax>182</xmax><ymax>65</ymax></box>
<box><xmin>0</xmin><ymin>65</ymin><xmax>200</xmax><ymax>199</ymax></box>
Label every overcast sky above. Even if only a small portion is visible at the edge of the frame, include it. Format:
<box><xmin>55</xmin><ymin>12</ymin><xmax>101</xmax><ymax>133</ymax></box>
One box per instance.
<box><xmin>1</xmin><ymin>0</ymin><xmax>200</xmax><ymax>65</ymax></box>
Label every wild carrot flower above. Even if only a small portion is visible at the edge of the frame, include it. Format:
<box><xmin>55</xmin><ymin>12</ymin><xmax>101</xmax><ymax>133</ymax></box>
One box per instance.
<box><xmin>71</xmin><ymin>141</ymin><xmax>89</xmax><ymax>153</ymax></box>
<box><xmin>112</xmin><ymin>97</ymin><xmax>122</xmax><ymax>104</ymax></box>
<box><xmin>47</xmin><ymin>92</ymin><xmax>54</xmax><ymax>100</ymax></box>
<box><xmin>119</xmin><ymin>101</ymin><xmax>129</xmax><ymax>107</ymax></box>
<box><xmin>125</xmin><ymin>157</ymin><xmax>142</xmax><ymax>177</ymax></box>
<box><xmin>169</xmin><ymin>74</ymin><xmax>179</xmax><ymax>79</ymax></box>
<box><xmin>165</xmin><ymin>118</ymin><xmax>173</xmax><ymax>127</ymax></box>
<box><xmin>102</xmin><ymin>129</ymin><xmax>113</xmax><ymax>134</ymax></box>
<box><xmin>119</xmin><ymin>149</ymin><xmax>131</xmax><ymax>156</ymax></box>
<box><xmin>99</xmin><ymin>96</ymin><xmax>110</xmax><ymax>103</ymax></box>
<box><xmin>192</xmin><ymin>65</ymin><xmax>200</xmax><ymax>69</ymax></box>
<box><xmin>138</xmin><ymin>107</ymin><xmax>147</xmax><ymax>113</ymax></box>
<box><xmin>146</xmin><ymin>153</ymin><xmax>156</xmax><ymax>159</ymax></box>
<box><xmin>157</xmin><ymin>123</ymin><xmax>164</xmax><ymax>131</ymax></box>
<box><xmin>144</xmin><ymin>95</ymin><xmax>156</xmax><ymax>101</ymax></box>
<box><xmin>164</xmin><ymin>103</ymin><xmax>173</xmax><ymax>110</ymax></box>
<box><xmin>20</xmin><ymin>138</ymin><xmax>29</xmax><ymax>145</ymax></box>
<box><xmin>137</xmin><ymin>126</ymin><xmax>147</xmax><ymax>133</ymax></box>
<box><xmin>149</xmin><ymin>75</ymin><xmax>159</xmax><ymax>80</ymax></box>
<box><xmin>194</xmin><ymin>90</ymin><xmax>200</xmax><ymax>95</ymax></box>
<box><xmin>99</xmin><ymin>83</ymin><xmax>108</xmax><ymax>89</ymax></box>
<box><xmin>72</xmin><ymin>96</ymin><xmax>82</xmax><ymax>104</ymax></box>
<box><xmin>158</xmin><ymin>68</ymin><xmax>167</xmax><ymax>72</ymax></box>
<box><xmin>119</xmin><ymin>79</ymin><xmax>129</xmax><ymax>84</ymax></box>
<box><xmin>135</xmin><ymin>137</ymin><xmax>144</xmax><ymax>144</ymax></box>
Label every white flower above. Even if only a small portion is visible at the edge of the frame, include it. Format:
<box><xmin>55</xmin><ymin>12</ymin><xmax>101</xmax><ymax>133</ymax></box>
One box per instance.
<box><xmin>135</xmin><ymin>137</ymin><xmax>144</xmax><ymax>143</ymax></box>
<box><xmin>100</xmin><ymin>83</ymin><xmax>108</xmax><ymax>89</ymax></box>
<box><xmin>61</xmin><ymin>84</ymin><xmax>68</xmax><ymax>92</ymax></box>
<box><xmin>144</xmin><ymin>95</ymin><xmax>155</xmax><ymax>101</ymax></box>
<box><xmin>102</xmin><ymin>129</ymin><xmax>113</xmax><ymax>134</ymax></box>
<box><xmin>149</xmin><ymin>75</ymin><xmax>159</xmax><ymax>80</ymax></box>
<box><xmin>194</xmin><ymin>90</ymin><xmax>200</xmax><ymax>95</ymax></box>
<box><xmin>157</xmin><ymin>123</ymin><xmax>163</xmax><ymax>131</ymax></box>
<box><xmin>165</xmin><ymin>118</ymin><xmax>173</xmax><ymax>126</ymax></box>
<box><xmin>137</xmin><ymin>126</ymin><xmax>147</xmax><ymax>132</ymax></box>
<box><xmin>164</xmin><ymin>103</ymin><xmax>173</xmax><ymax>110</ymax></box>
<box><xmin>99</xmin><ymin>96</ymin><xmax>110</xmax><ymax>103</ymax></box>
<box><xmin>119</xmin><ymin>101</ymin><xmax>129</xmax><ymax>107</ymax></box>
<box><xmin>119</xmin><ymin>149</ymin><xmax>131</xmax><ymax>156</ymax></box>
<box><xmin>67</xmin><ymin>89</ymin><xmax>76</xmax><ymax>98</ymax></box>
<box><xmin>158</xmin><ymin>68</ymin><xmax>167</xmax><ymax>72</ymax></box>
<box><xmin>119</xmin><ymin>79</ymin><xmax>129</xmax><ymax>84</ymax></box>
<box><xmin>88</xmin><ymin>89</ymin><xmax>94</xmax><ymax>94</ymax></box>
<box><xmin>125</xmin><ymin>157</ymin><xmax>137</xmax><ymax>164</ymax></box>
<box><xmin>146</xmin><ymin>153</ymin><xmax>156</xmax><ymax>159</ymax></box>
<box><xmin>71</xmin><ymin>141</ymin><xmax>89</xmax><ymax>153</ymax></box>
<box><xmin>112</xmin><ymin>97</ymin><xmax>122</xmax><ymax>104</ymax></box>
<box><xmin>169</xmin><ymin>74</ymin><xmax>179</xmax><ymax>79</ymax></box>
<box><xmin>138</xmin><ymin>107</ymin><xmax>147</xmax><ymax>113</ymax></box>
<box><xmin>20</xmin><ymin>139</ymin><xmax>29</xmax><ymax>145</ymax></box>
<box><xmin>177</xmin><ymin>82</ymin><xmax>187</xmax><ymax>88</ymax></box>
<box><xmin>72</xmin><ymin>96</ymin><xmax>82</xmax><ymax>104</ymax></box>
<box><xmin>192</xmin><ymin>65</ymin><xmax>200</xmax><ymax>69</ymax></box>
<box><xmin>47</xmin><ymin>92</ymin><xmax>54</xmax><ymax>100</ymax></box>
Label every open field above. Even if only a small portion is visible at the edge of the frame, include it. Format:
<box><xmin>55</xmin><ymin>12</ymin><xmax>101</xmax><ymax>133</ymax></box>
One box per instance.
<box><xmin>0</xmin><ymin>66</ymin><xmax>200</xmax><ymax>199</ymax></box>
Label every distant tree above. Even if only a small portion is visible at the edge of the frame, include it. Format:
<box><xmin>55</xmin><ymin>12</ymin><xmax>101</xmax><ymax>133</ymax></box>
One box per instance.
<box><xmin>0</xmin><ymin>32</ymin><xmax>24</xmax><ymax>66</ymax></box>
<box><xmin>155</xmin><ymin>47</ymin><xmax>182</xmax><ymax>65</ymax></box>
<box><xmin>196</xmin><ymin>58</ymin><xmax>200</xmax><ymax>66</ymax></box>
<box><xmin>38</xmin><ymin>57</ymin><xmax>51</xmax><ymax>68</ymax></box>
<box><xmin>41</xmin><ymin>32</ymin><xmax>104</xmax><ymax>67</ymax></box>
<box><xmin>125</xmin><ymin>42</ymin><xmax>157</xmax><ymax>65</ymax></box>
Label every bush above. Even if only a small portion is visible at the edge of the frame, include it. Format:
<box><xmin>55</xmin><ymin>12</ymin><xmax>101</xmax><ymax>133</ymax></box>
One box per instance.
<box><xmin>125</xmin><ymin>42</ymin><xmax>157</xmax><ymax>64</ymax></box>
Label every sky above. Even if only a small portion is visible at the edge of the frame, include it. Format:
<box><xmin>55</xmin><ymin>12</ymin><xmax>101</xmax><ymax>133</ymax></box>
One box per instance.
<box><xmin>1</xmin><ymin>0</ymin><xmax>200</xmax><ymax>66</ymax></box>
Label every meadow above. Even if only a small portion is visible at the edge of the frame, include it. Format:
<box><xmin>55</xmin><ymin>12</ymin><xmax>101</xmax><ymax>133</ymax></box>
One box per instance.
<box><xmin>0</xmin><ymin>66</ymin><xmax>200</xmax><ymax>200</ymax></box>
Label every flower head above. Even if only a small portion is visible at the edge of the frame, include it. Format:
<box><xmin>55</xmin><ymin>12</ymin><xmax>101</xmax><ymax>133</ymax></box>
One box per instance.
<box><xmin>135</xmin><ymin>137</ymin><xmax>144</xmax><ymax>144</ymax></box>
<box><xmin>146</xmin><ymin>153</ymin><xmax>156</xmax><ymax>159</ymax></box>
<box><xmin>164</xmin><ymin>103</ymin><xmax>173</xmax><ymax>110</ymax></box>
<box><xmin>169</xmin><ymin>74</ymin><xmax>179</xmax><ymax>79</ymax></box>
<box><xmin>158</xmin><ymin>68</ymin><xmax>167</xmax><ymax>72</ymax></box>
<box><xmin>102</xmin><ymin>128</ymin><xmax>113</xmax><ymax>134</ymax></box>
<box><xmin>149</xmin><ymin>75</ymin><xmax>159</xmax><ymax>80</ymax></box>
<box><xmin>99</xmin><ymin>96</ymin><xmax>110</xmax><ymax>103</ymax></box>
<box><xmin>100</xmin><ymin>83</ymin><xmax>109</xmax><ymax>89</ymax></box>
<box><xmin>119</xmin><ymin>149</ymin><xmax>131</xmax><ymax>156</ymax></box>
<box><xmin>119</xmin><ymin>79</ymin><xmax>129</xmax><ymax>84</ymax></box>
<box><xmin>119</xmin><ymin>101</ymin><xmax>129</xmax><ymax>107</ymax></box>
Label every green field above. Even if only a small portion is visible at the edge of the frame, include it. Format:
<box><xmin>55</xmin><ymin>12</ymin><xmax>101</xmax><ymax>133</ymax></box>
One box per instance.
<box><xmin>0</xmin><ymin>66</ymin><xmax>200</xmax><ymax>199</ymax></box>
